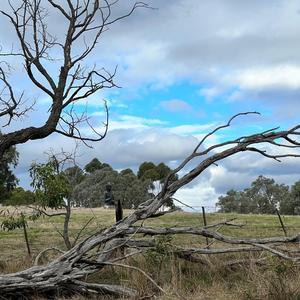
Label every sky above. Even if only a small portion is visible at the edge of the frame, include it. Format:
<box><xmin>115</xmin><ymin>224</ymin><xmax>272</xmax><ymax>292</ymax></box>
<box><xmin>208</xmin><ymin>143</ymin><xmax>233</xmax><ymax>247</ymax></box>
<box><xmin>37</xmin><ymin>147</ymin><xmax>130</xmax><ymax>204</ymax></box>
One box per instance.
<box><xmin>1</xmin><ymin>0</ymin><xmax>300</xmax><ymax>210</ymax></box>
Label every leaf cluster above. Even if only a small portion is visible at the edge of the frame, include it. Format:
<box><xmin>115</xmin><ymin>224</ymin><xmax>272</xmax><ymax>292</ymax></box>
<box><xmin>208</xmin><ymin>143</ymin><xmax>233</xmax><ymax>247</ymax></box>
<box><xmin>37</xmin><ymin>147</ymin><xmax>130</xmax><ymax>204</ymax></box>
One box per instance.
<box><xmin>1</xmin><ymin>214</ymin><xmax>26</xmax><ymax>231</ymax></box>
<box><xmin>30</xmin><ymin>160</ymin><xmax>71</xmax><ymax>209</ymax></box>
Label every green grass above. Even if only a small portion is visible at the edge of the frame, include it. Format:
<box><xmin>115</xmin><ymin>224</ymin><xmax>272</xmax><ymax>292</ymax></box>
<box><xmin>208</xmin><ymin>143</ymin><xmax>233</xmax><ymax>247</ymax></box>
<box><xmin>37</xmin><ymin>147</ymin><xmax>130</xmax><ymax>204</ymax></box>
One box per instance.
<box><xmin>0</xmin><ymin>209</ymin><xmax>298</xmax><ymax>264</ymax></box>
<box><xmin>1</xmin><ymin>208</ymin><xmax>300</xmax><ymax>299</ymax></box>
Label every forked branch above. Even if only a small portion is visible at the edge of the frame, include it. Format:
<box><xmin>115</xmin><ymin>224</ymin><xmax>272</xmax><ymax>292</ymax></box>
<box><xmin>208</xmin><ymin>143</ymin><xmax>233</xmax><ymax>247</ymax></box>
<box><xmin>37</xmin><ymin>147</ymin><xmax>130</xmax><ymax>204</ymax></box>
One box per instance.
<box><xmin>0</xmin><ymin>0</ymin><xmax>150</xmax><ymax>157</ymax></box>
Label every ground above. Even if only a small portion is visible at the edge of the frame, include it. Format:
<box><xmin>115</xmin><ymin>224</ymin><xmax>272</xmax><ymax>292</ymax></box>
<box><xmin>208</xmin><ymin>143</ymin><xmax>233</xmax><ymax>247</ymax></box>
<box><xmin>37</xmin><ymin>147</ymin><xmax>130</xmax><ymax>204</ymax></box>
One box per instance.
<box><xmin>1</xmin><ymin>208</ymin><xmax>300</xmax><ymax>299</ymax></box>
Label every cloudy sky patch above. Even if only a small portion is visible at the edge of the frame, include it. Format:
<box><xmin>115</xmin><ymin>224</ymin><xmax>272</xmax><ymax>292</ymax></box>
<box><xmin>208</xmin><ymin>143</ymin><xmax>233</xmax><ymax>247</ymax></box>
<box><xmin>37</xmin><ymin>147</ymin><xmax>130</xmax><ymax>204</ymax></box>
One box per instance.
<box><xmin>2</xmin><ymin>0</ymin><xmax>300</xmax><ymax>208</ymax></box>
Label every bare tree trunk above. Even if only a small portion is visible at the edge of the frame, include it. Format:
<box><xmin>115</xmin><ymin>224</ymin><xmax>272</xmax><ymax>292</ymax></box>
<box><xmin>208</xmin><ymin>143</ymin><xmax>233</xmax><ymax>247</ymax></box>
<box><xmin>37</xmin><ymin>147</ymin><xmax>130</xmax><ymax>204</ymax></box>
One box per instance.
<box><xmin>63</xmin><ymin>200</ymin><xmax>72</xmax><ymax>250</ymax></box>
<box><xmin>0</xmin><ymin>1</ymin><xmax>150</xmax><ymax>157</ymax></box>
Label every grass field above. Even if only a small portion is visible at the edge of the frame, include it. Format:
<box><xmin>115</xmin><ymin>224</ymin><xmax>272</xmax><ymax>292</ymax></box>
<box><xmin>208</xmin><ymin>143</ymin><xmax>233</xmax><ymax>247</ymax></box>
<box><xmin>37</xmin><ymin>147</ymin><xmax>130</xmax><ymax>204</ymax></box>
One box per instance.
<box><xmin>1</xmin><ymin>208</ymin><xmax>300</xmax><ymax>299</ymax></box>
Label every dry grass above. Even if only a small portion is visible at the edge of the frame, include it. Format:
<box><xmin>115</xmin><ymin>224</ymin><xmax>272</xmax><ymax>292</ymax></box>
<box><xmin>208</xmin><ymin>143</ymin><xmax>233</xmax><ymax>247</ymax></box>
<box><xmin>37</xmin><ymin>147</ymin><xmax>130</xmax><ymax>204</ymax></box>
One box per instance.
<box><xmin>1</xmin><ymin>208</ymin><xmax>300</xmax><ymax>299</ymax></box>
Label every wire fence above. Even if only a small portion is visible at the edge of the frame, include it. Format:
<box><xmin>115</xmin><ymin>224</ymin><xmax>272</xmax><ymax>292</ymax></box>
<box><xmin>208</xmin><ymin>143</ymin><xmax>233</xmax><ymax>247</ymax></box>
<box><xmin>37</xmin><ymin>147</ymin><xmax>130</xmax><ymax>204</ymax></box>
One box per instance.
<box><xmin>176</xmin><ymin>205</ymin><xmax>218</xmax><ymax>213</ymax></box>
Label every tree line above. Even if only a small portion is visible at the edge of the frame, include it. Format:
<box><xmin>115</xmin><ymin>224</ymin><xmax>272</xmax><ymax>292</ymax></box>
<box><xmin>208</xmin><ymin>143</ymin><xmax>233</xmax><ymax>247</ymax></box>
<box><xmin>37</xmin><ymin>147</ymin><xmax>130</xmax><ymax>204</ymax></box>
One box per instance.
<box><xmin>1</xmin><ymin>151</ymin><xmax>176</xmax><ymax>209</ymax></box>
<box><xmin>217</xmin><ymin>175</ymin><xmax>300</xmax><ymax>215</ymax></box>
<box><xmin>2</xmin><ymin>147</ymin><xmax>299</xmax><ymax>215</ymax></box>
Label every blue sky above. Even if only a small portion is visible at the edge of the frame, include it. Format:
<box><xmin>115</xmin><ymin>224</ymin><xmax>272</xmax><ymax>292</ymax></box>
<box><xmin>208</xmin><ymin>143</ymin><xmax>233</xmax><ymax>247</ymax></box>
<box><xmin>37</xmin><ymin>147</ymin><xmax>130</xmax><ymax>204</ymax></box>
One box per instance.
<box><xmin>1</xmin><ymin>0</ymin><xmax>300</xmax><ymax>208</ymax></box>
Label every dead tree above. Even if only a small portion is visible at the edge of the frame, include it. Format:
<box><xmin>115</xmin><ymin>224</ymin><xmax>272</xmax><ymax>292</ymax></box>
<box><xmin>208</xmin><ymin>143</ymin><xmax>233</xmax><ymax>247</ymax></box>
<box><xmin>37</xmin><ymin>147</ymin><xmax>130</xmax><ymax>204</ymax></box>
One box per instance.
<box><xmin>0</xmin><ymin>112</ymin><xmax>300</xmax><ymax>298</ymax></box>
<box><xmin>0</xmin><ymin>0</ymin><xmax>149</xmax><ymax>158</ymax></box>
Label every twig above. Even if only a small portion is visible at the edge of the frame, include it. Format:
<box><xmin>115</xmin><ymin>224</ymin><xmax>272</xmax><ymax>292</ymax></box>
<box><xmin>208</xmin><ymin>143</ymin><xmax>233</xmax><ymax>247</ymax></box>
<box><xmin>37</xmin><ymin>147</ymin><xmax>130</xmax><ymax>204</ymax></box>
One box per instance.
<box><xmin>34</xmin><ymin>247</ymin><xmax>65</xmax><ymax>265</ymax></box>
<box><xmin>101</xmin><ymin>261</ymin><xmax>166</xmax><ymax>294</ymax></box>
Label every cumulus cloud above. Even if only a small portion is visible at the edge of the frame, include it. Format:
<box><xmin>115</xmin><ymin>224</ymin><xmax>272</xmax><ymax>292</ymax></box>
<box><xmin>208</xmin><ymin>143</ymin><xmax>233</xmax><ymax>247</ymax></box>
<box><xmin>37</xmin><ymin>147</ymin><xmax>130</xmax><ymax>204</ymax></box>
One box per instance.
<box><xmin>231</xmin><ymin>65</ymin><xmax>300</xmax><ymax>90</ymax></box>
<box><xmin>167</xmin><ymin>123</ymin><xmax>216</xmax><ymax>136</ymax></box>
<box><xmin>15</xmin><ymin>121</ymin><xmax>199</xmax><ymax>189</ymax></box>
<box><xmin>175</xmin><ymin>183</ymin><xmax>220</xmax><ymax>211</ymax></box>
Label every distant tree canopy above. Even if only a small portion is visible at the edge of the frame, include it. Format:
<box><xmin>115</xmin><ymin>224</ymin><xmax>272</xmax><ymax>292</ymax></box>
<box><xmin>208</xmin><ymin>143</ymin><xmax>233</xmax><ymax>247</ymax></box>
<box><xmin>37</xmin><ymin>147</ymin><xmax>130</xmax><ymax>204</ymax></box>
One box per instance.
<box><xmin>138</xmin><ymin>161</ymin><xmax>178</xmax><ymax>184</ymax></box>
<box><xmin>84</xmin><ymin>158</ymin><xmax>112</xmax><ymax>174</ymax></box>
<box><xmin>137</xmin><ymin>161</ymin><xmax>178</xmax><ymax>208</ymax></box>
<box><xmin>4</xmin><ymin>157</ymin><xmax>178</xmax><ymax>209</ymax></box>
<box><xmin>217</xmin><ymin>175</ymin><xmax>297</xmax><ymax>215</ymax></box>
<box><xmin>0</xmin><ymin>142</ymin><xmax>19</xmax><ymax>204</ymax></box>
<box><xmin>280</xmin><ymin>181</ymin><xmax>300</xmax><ymax>215</ymax></box>
<box><xmin>4</xmin><ymin>187</ymin><xmax>36</xmax><ymax>206</ymax></box>
<box><xmin>70</xmin><ymin>159</ymin><xmax>178</xmax><ymax>208</ymax></box>
<box><xmin>72</xmin><ymin>165</ymin><xmax>151</xmax><ymax>208</ymax></box>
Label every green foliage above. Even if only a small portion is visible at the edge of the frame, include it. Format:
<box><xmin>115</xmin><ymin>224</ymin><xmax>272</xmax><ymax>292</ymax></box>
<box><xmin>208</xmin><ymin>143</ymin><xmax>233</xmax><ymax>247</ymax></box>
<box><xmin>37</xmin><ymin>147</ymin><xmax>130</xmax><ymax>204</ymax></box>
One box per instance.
<box><xmin>137</xmin><ymin>162</ymin><xmax>157</xmax><ymax>180</ymax></box>
<box><xmin>217</xmin><ymin>189</ymin><xmax>241</xmax><ymax>213</ymax></box>
<box><xmin>0</xmin><ymin>142</ymin><xmax>19</xmax><ymax>204</ymax></box>
<box><xmin>4</xmin><ymin>187</ymin><xmax>36</xmax><ymax>206</ymax></box>
<box><xmin>138</xmin><ymin>161</ymin><xmax>177</xmax><ymax>183</ymax></box>
<box><xmin>0</xmin><ymin>207</ymin><xmax>39</xmax><ymax>231</ymax></box>
<box><xmin>137</xmin><ymin>161</ymin><xmax>178</xmax><ymax>207</ymax></box>
<box><xmin>1</xmin><ymin>214</ymin><xmax>26</xmax><ymax>231</ymax></box>
<box><xmin>217</xmin><ymin>175</ymin><xmax>291</xmax><ymax>214</ymax></box>
<box><xmin>246</xmin><ymin>176</ymin><xmax>289</xmax><ymax>214</ymax></box>
<box><xmin>72</xmin><ymin>166</ymin><xmax>151</xmax><ymax>208</ymax></box>
<box><xmin>280</xmin><ymin>181</ymin><xmax>300</xmax><ymax>215</ymax></box>
<box><xmin>84</xmin><ymin>158</ymin><xmax>111</xmax><ymax>173</ymax></box>
<box><xmin>30</xmin><ymin>159</ymin><xmax>71</xmax><ymax>209</ymax></box>
<box><xmin>146</xmin><ymin>235</ymin><xmax>173</xmax><ymax>269</ymax></box>
<box><xmin>120</xmin><ymin>168</ymin><xmax>134</xmax><ymax>176</ymax></box>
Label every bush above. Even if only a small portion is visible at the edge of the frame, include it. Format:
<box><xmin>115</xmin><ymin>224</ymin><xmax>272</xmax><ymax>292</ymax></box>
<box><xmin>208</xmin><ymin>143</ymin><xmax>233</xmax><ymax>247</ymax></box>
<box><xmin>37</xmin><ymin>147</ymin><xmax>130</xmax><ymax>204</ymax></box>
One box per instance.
<box><xmin>4</xmin><ymin>187</ymin><xmax>36</xmax><ymax>206</ymax></box>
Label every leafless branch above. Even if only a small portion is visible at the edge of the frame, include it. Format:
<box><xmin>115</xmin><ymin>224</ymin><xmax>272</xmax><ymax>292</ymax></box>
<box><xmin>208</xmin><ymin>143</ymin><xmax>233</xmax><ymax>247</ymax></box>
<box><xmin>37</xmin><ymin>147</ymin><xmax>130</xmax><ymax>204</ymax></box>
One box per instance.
<box><xmin>0</xmin><ymin>0</ymin><xmax>149</xmax><ymax>157</ymax></box>
<box><xmin>34</xmin><ymin>247</ymin><xmax>65</xmax><ymax>266</ymax></box>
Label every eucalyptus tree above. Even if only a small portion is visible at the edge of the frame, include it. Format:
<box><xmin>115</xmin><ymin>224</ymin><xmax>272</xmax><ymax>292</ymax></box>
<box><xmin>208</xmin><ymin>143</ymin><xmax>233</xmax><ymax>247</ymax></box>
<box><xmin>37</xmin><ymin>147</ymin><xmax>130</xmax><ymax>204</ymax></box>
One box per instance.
<box><xmin>72</xmin><ymin>166</ymin><xmax>151</xmax><ymax>208</ymax></box>
<box><xmin>281</xmin><ymin>181</ymin><xmax>300</xmax><ymax>215</ymax></box>
<box><xmin>217</xmin><ymin>189</ymin><xmax>241</xmax><ymax>213</ymax></box>
<box><xmin>138</xmin><ymin>162</ymin><xmax>178</xmax><ymax>207</ymax></box>
<box><xmin>217</xmin><ymin>176</ymin><xmax>291</xmax><ymax>214</ymax></box>
<box><xmin>0</xmin><ymin>144</ymin><xmax>18</xmax><ymax>203</ymax></box>
<box><xmin>30</xmin><ymin>153</ymin><xmax>88</xmax><ymax>249</ymax></box>
<box><xmin>84</xmin><ymin>158</ymin><xmax>112</xmax><ymax>174</ymax></box>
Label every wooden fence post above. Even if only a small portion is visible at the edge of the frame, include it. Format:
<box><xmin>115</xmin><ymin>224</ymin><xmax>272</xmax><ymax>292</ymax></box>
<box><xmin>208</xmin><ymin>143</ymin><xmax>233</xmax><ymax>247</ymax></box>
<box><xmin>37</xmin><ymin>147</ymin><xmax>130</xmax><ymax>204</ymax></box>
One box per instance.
<box><xmin>115</xmin><ymin>199</ymin><xmax>123</xmax><ymax>223</ymax></box>
<box><xmin>202</xmin><ymin>206</ymin><xmax>210</xmax><ymax>248</ymax></box>
<box><xmin>275</xmin><ymin>208</ymin><xmax>287</xmax><ymax>237</ymax></box>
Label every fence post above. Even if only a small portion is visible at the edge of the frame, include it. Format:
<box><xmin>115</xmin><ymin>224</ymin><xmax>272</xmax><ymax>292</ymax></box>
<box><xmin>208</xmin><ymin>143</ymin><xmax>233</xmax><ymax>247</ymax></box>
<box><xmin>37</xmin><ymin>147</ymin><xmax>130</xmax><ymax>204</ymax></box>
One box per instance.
<box><xmin>115</xmin><ymin>199</ymin><xmax>123</xmax><ymax>223</ymax></box>
<box><xmin>202</xmin><ymin>206</ymin><xmax>210</xmax><ymax>248</ymax></box>
<box><xmin>275</xmin><ymin>208</ymin><xmax>287</xmax><ymax>237</ymax></box>
<box><xmin>22</xmin><ymin>220</ymin><xmax>31</xmax><ymax>257</ymax></box>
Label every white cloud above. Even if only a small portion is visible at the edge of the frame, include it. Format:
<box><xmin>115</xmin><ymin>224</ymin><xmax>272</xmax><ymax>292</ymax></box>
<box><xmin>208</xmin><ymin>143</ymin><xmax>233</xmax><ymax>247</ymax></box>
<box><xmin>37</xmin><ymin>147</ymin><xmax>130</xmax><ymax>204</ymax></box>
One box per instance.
<box><xmin>175</xmin><ymin>183</ymin><xmax>220</xmax><ymax>211</ymax></box>
<box><xmin>199</xmin><ymin>87</ymin><xmax>222</xmax><ymax>102</ymax></box>
<box><xmin>232</xmin><ymin>65</ymin><xmax>300</xmax><ymax>90</ymax></box>
<box><xmin>168</xmin><ymin>123</ymin><xmax>216</xmax><ymax>136</ymax></box>
<box><xmin>108</xmin><ymin>115</ymin><xmax>167</xmax><ymax>131</ymax></box>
